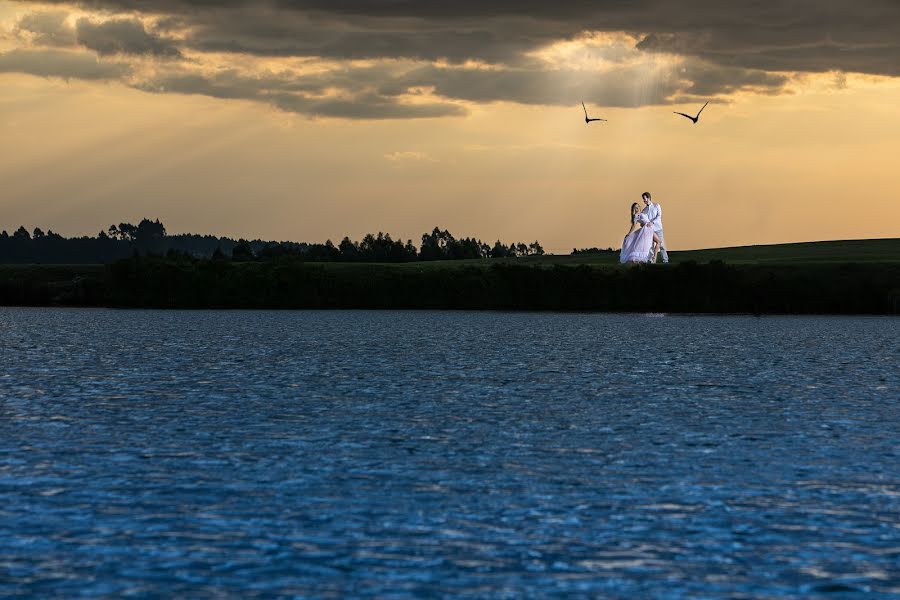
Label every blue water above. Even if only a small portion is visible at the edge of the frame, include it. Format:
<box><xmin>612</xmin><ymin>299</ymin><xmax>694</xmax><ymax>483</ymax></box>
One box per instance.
<box><xmin>0</xmin><ymin>309</ymin><xmax>898</xmax><ymax>598</ymax></box>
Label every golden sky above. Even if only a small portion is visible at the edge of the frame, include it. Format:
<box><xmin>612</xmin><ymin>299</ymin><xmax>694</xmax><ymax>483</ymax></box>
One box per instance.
<box><xmin>1</xmin><ymin>1</ymin><xmax>899</xmax><ymax>252</ymax></box>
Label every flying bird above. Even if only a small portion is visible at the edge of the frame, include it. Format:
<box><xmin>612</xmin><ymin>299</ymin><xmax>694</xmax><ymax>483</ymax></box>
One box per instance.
<box><xmin>673</xmin><ymin>100</ymin><xmax>709</xmax><ymax>124</ymax></box>
<box><xmin>581</xmin><ymin>101</ymin><xmax>607</xmax><ymax>124</ymax></box>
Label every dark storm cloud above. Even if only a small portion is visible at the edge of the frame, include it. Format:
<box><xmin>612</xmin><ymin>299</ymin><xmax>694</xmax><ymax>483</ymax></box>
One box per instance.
<box><xmin>149</xmin><ymin>11</ymin><xmax>573</xmax><ymax>64</ymax></box>
<box><xmin>14</xmin><ymin>11</ymin><xmax>181</xmax><ymax>58</ymax></box>
<box><xmin>20</xmin><ymin>0</ymin><xmax>900</xmax><ymax>75</ymax></box>
<box><xmin>123</xmin><ymin>56</ymin><xmax>786</xmax><ymax>121</ymax></box>
<box><xmin>6</xmin><ymin>1</ymin><xmax>898</xmax><ymax>118</ymax></box>
<box><xmin>134</xmin><ymin>69</ymin><xmax>467</xmax><ymax>119</ymax></box>
<box><xmin>75</xmin><ymin>18</ymin><xmax>182</xmax><ymax>58</ymax></box>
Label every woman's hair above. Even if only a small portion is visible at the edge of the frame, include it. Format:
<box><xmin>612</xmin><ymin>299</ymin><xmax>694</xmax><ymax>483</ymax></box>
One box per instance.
<box><xmin>631</xmin><ymin>202</ymin><xmax>640</xmax><ymax>224</ymax></box>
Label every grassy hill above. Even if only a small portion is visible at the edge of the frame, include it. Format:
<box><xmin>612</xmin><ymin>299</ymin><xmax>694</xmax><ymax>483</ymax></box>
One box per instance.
<box><xmin>337</xmin><ymin>238</ymin><xmax>899</xmax><ymax>270</ymax></box>
<box><xmin>638</xmin><ymin>238</ymin><xmax>899</xmax><ymax>265</ymax></box>
<box><xmin>554</xmin><ymin>238</ymin><xmax>900</xmax><ymax>267</ymax></box>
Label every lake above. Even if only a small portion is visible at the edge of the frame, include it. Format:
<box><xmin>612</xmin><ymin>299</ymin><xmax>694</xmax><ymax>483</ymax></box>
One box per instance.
<box><xmin>0</xmin><ymin>309</ymin><xmax>897</xmax><ymax>598</ymax></box>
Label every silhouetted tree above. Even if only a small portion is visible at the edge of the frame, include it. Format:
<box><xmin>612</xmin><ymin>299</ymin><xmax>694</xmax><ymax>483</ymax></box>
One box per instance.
<box><xmin>232</xmin><ymin>239</ymin><xmax>254</xmax><ymax>261</ymax></box>
<box><xmin>339</xmin><ymin>236</ymin><xmax>359</xmax><ymax>260</ymax></box>
<box><xmin>135</xmin><ymin>218</ymin><xmax>166</xmax><ymax>242</ymax></box>
<box><xmin>325</xmin><ymin>240</ymin><xmax>338</xmax><ymax>255</ymax></box>
<box><xmin>117</xmin><ymin>223</ymin><xmax>138</xmax><ymax>242</ymax></box>
<box><xmin>420</xmin><ymin>227</ymin><xmax>456</xmax><ymax>261</ymax></box>
<box><xmin>0</xmin><ymin>219</ymin><xmax>544</xmax><ymax>265</ymax></box>
<box><xmin>571</xmin><ymin>247</ymin><xmax>616</xmax><ymax>255</ymax></box>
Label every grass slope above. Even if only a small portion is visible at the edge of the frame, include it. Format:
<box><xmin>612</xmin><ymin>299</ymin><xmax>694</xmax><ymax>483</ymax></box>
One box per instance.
<box><xmin>338</xmin><ymin>238</ymin><xmax>900</xmax><ymax>270</ymax></box>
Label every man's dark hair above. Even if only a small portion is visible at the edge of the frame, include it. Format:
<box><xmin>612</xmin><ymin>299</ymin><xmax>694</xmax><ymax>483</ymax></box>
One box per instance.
<box><xmin>641</xmin><ymin>192</ymin><xmax>651</xmax><ymax>200</ymax></box>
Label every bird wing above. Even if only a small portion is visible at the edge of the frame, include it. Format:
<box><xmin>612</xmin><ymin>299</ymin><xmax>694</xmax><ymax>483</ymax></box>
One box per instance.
<box><xmin>673</xmin><ymin>112</ymin><xmax>693</xmax><ymax>120</ymax></box>
<box><xmin>695</xmin><ymin>101</ymin><xmax>710</xmax><ymax>119</ymax></box>
<box><xmin>581</xmin><ymin>101</ymin><xmax>588</xmax><ymax>118</ymax></box>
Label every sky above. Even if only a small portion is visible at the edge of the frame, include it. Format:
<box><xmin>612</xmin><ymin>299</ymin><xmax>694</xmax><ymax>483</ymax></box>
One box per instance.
<box><xmin>1</xmin><ymin>1</ymin><xmax>899</xmax><ymax>252</ymax></box>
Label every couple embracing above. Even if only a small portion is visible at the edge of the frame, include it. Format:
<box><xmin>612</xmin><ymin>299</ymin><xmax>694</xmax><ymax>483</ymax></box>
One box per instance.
<box><xmin>620</xmin><ymin>192</ymin><xmax>669</xmax><ymax>264</ymax></box>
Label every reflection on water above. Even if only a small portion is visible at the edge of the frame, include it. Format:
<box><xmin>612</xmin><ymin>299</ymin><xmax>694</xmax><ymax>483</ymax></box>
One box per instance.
<box><xmin>0</xmin><ymin>309</ymin><xmax>898</xmax><ymax>597</ymax></box>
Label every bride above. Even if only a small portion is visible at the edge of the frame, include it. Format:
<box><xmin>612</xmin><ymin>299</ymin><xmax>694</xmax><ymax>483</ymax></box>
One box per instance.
<box><xmin>620</xmin><ymin>202</ymin><xmax>661</xmax><ymax>264</ymax></box>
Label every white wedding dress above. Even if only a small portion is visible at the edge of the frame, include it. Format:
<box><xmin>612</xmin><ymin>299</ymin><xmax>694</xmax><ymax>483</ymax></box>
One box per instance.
<box><xmin>620</xmin><ymin>214</ymin><xmax>655</xmax><ymax>264</ymax></box>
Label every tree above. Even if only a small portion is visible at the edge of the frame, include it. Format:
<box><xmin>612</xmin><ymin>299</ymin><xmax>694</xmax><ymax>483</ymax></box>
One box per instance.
<box><xmin>135</xmin><ymin>218</ymin><xmax>166</xmax><ymax>242</ymax></box>
<box><xmin>13</xmin><ymin>226</ymin><xmax>30</xmax><ymax>241</ymax></box>
<box><xmin>528</xmin><ymin>241</ymin><xmax>545</xmax><ymax>256</ymax></box>
<box><xmin>404</xmin><ymin>240</ymin><xmax>418</xmax><ymax>260</ymax></box>
<box><xmin>232</xmin><ymin>239</ymin><xmax>254</xmax><ymax>260</ymax></box>
<box><xmin>359</xmin><ymin>233</ymin><xmax>378</xmax><ymax>260</ymax></box>
<box><xmin>338</xmin><ymin>236</ymin><xmax>359</xmax><ymax>260</ymax></box>
<box><xmin>32</xmin><ymin>227</ymin><xmax>45</xmax><ymax>239</ymax></box>
<box><xmin>490</xmin><ymin>240</ymin><xmax>508</xmax><ymax>258</ymax></box>
<box><xmin>420</xmin><ymin>227</ymin><xmax>456</xmax><ymax>260</ymax></box>
<box><xmin>116</xmin><ymin>223</ymin><xmax>138</xmax><ymax>242</ymax></box>
<box><xmin>324</xmin><ymin>239</ymin><xmax>339</xmax><ymax>258</ymax></box>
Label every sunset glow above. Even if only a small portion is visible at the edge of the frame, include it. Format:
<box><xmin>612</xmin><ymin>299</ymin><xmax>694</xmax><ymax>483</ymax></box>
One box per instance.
<box><xmin>1</xmin><ymin>1</ymin><xmax>898</xmax><ymax>251</ymax></box>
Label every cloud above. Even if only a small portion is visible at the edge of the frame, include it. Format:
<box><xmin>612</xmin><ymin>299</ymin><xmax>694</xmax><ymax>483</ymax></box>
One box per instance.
<box><xmin>127</xmin><ymin>52</ymin><xmax>780</xmax><ymax>120</ymax></box>
<box><xmin>20</xmin><ymin>1</ymin><xmax>900</xmax><ymax>76</ymax></box>
<box><xmin>14</xmin><ymin>10</ymin><xmax>181</xmax><ymax>58</ymax></box>
<box><xmin>133</xmin><ymin>68</ymin><xmax>467</xmax><ymax>119</ymax></box>
<box><xmin>15</xmin><ymin>10</ymin><xmax>76</xmax><ymax>47</ymax></box>
<box><xmin>4</xmin><ymin>1</ymin><xmax>898</xmax><ymax>118</ymax></box>
<box><xmin>384</xmin><ymin>151</ymin><xmax>438</xmax><ymax>162</ymax></box>
<box><xmin>386</xmin><ymin>58</ymin><xmax>789</xmax><ymax>108</ymax></box>
<box><xmin>75</xmin><ymin>17</ymin><xmax>182</xmax><ymax>58</ymax></box>
<box><xmin>0</xmin><ymin>47</ymin><xmax>129</xmax><ymax>80</ymax></box>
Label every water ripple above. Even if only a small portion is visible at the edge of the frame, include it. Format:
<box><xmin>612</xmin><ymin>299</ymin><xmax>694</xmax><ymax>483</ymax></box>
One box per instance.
<box><xmin>0</xmin><ymin>309</ymin><xmax>898</xmax><ymax>598</ymax></box>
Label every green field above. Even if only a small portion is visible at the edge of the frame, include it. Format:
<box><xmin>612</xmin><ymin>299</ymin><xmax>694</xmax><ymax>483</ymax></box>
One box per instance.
<box><xmin>543</xmin><ymin>238</ymin><xmax>900</xmax><ymax>267</ymax></box>
<box><xmin>307</xmin><ymin>238</ymin><xmax>900</xmax><ymax>270</ymax></box>
<box><xmin>635</xmin><ymin>238</ymin><xmax>899</xmax><ymax>265</ymax></box>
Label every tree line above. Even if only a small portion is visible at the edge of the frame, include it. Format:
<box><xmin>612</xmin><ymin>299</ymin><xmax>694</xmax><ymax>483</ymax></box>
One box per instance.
<box><xmin>0</xmin><ymin>219</ymin><xmax>545</xmax><ymax>264</ymax></box>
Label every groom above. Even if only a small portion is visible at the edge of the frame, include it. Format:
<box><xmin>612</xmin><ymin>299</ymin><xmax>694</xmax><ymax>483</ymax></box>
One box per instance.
<box><xmin>641</xmin><ymin>192</ymin><xmax>668</xmax><ymax>263</ymax></box>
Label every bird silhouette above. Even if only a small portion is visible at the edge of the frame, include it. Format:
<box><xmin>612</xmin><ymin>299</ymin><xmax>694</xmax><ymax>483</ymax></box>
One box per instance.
<box><xmin>582</xmin><ymin>101</ymin><xmax>607</xmax><ymax>124</ymax></box>
<box><xmin>673</xmin><ymin>100</ymin><xmax>709</xmax><ymax>124</ymax></box>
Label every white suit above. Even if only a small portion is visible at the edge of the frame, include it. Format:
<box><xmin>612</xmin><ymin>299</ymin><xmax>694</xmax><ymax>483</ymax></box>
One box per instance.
<box><xmin>640</xmin><ymin>201</ymin><xmax>668</xmax><ymax>263</ymax></box>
